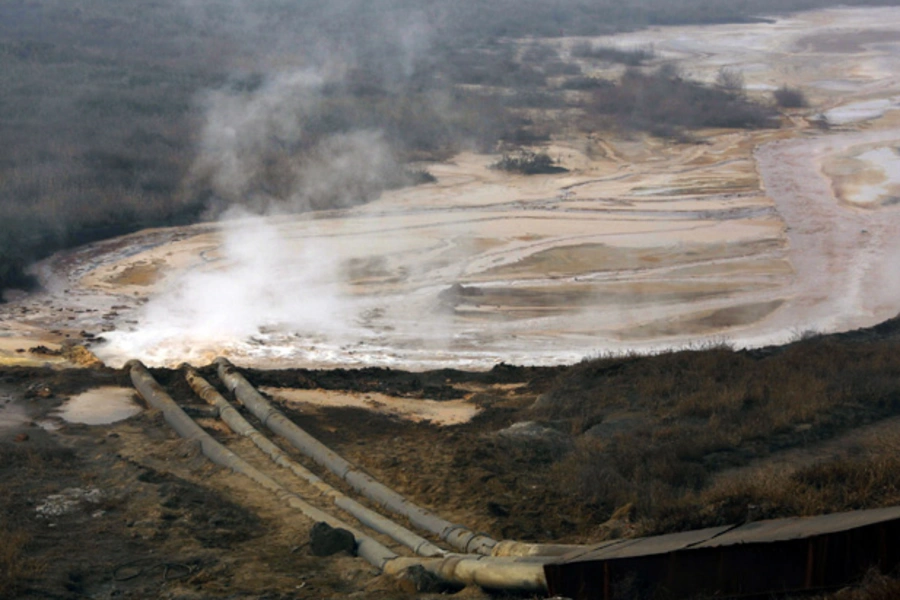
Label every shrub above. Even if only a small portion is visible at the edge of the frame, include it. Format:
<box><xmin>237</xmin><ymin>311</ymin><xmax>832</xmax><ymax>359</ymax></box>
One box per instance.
<box><xmin>583</xmin><ymin>66</ymin><xmax>778</xmax><ymax>136</ymax></box>
<box><xmin>715</xmin><ymin>67</ymin><xmax>745</xmax><ymax>94</ymax></box>
<box><xmin>570</xmin><ymin>42</ymin><xmax>655</xmax><ymax>66</ymax></box>
<box><xmin>773</xmin><ymin>84</ymin><xmax>809</xmax><ymax>108</ymax></box>
<box><xmin>490</xmin><ymin>151</ymin><xmax>568</xmax><ymax>175</ymax></box>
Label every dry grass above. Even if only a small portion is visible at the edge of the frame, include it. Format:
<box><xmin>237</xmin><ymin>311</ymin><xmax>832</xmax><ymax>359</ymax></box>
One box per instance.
<box><xmin>648</xmin><ymin>446</ymin><xmax>900</xmax><ymax>534</ymax></box>
<box><xmin>0</xmin><ymin>445</ymin><xmax>74</xmax><ymax>595</ymax></box>
<box><xmin>817</xmin><ymin>571</ymin><xmax>900</xmax><ymax>600</ymax></box>
<box><xmin>0</xmin><ymin>526</ymin><xmax>41</xmax><ymax>598</ymax></box>
<box><xmin>534</xmin><ymin>331</ymin><xmax>900</xmax><ymax>529</ymax></box>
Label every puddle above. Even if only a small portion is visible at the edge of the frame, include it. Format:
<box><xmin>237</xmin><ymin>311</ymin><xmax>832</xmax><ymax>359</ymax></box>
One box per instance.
<box><xmin>263</xmin><ymin>387</ymin><xmax>480</xmax><ymax>426</ymax></box>
<box><xmin>56</xmin><ymin>387</ymin><xmax>141</xmax><ymax>425</ymax></box>
<box><xmin>824</xmin><ymin>98</ymin><xmax>898</xmax><ymax>125</ymax></box>
<box><xmin>827</xmin><ymin>144</ymin><xmax>900</xmax><ymax>206</ymax></box>
<box><xmin>848</xmin><ymin>147</ymin><xmax>900</xmax><ymax>205</ymax></box>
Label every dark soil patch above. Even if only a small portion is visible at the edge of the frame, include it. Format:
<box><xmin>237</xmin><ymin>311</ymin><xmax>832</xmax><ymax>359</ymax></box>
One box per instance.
<box><xmin>236</xmin><ymin>363</ymin><xmax>559</xmax><ymax>401</ymax></box>
<box><xmin>0</xmin><ymin>366</ymin><xmax>128</xmax><ymax>397</ymax></box>
<box><xmin>156</xmin><ymin>476</ymin><xmax>262</xmax><ymax>548</ymax></box>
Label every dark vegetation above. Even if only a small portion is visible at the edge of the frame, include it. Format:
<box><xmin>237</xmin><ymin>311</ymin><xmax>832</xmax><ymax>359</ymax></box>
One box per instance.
<box><xmin>815</xmin><ymin>572</ymin><xmax>900</xmax><ymax>600</ymax></box>
<box><xmin>230</xmin><ymin>317</ymin><xmax>900</xmax><ymax>558</ymax></box>
<box><xmin>220</xmin><ymin>319</ymin><xmax>900</xmax><ymax>597</ymax></box>
<box><xmin>584</xmin><ymin>66</ymin><xmax>779</xmax><ymax>138</ymax></box>
<box><xmin>774</xmin><ymin>84</ymin><xmax>812</xmax><ymax>108</ymax></box>
<box><xmin>0</xmin><ymin>428</ymin><xmax>268</xmax><ymax>597</ymax></box>
<box><xmin>0</xmin><ymin>444</ymin><xmax>71</xmax><ymax>596</ymax></box>
<box><xmin>491</xmin><ymin>151</ymin><xmax>569</xmax><ymax>175</ymax></box>
<box><xmin>570</xmin><ymin>41</ymin><xmax>656</xmax><ymax>66</ymax></box>
<box><xmin>2</xmin><ymin>0</ymin><xmax>898</xmax><ymax>293</ymax></box>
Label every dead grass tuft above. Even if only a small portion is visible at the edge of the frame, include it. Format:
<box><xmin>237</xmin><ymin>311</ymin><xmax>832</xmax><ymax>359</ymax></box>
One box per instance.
<box><xmin>0</xmin><ymin>526</ymin><xmax>42</xmax><ymax>597</ymax></box>
<box><xmin>0</xmin><ymin>444</ymin><xmax>63</xmax><ymax>595</ymax></box>
<box><xmin>813</xmin><ymin>570</ymin><xmax>900</xmax><ymax>600</ymax></box>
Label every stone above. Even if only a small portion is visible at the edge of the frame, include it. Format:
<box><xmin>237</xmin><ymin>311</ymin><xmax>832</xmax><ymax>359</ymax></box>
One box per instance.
<box><xmin>400</xmin><ymin>565</ymin><xmax>455</xmax><ymax>594</ymax></box>
<box><xmin>309</xmin><ymin>522</ymin><xmax>356</xmax><ymax>557</ymax></box>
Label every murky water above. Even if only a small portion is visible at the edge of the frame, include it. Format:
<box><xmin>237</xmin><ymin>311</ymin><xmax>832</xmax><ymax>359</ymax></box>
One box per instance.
<box><xmin>56</xmin><ymin>387</ymin><xmax>141</xmax><ymax>425</ymax></box>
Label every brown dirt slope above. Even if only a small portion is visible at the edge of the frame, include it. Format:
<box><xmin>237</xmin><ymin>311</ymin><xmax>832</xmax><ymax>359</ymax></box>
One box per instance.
<box><xmin>3</xmin><ymin>316</ymin><xmax>900</xmax><ymax>598</ymax></box>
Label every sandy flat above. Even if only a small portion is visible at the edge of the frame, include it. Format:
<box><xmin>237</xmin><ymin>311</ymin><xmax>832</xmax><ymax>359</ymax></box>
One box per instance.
<box><xmin>262</xmin><ymin>387</ymin><xmax>480</xmax><ymax>426</ymax></box>
<box><xmin>2</xmin><ymin>7</ymin><xmax>900</xmax><ymax>369</ymax></box>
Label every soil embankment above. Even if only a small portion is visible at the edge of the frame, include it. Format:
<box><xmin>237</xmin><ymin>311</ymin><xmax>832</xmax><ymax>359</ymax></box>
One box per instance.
<box><xmin>5</xmin><ymin>313</ymin><xmax>900</xmax><ymax>597</ymax></box>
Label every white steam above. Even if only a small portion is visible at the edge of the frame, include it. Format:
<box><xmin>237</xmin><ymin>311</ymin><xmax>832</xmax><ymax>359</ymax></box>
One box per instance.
<box><xmin>97</xmin><ymin>63</ymin><xmax>412</xmax><ymax>365</ymax></box>
<box><xmin>97</xmin><ymin>208</ymin><xmax>356</xmax><ymax>367</ymax></box>
<box><xmin>94</xmin><ymin>6</ymin><xmax>452</xmax><ymax>368</ymax></box>
<box><xmin>192</xmin><ymin>70</ymin><xmax>404</xmax><ymax>214</ymax></box>
<box><xmin>194</xmin><ymin>70</ymin><xmax>325</xmax><ymax>206</ymax></box>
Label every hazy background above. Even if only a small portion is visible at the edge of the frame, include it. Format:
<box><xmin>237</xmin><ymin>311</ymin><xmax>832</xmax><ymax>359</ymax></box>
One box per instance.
<box><xmin>3</xmin><ymin>0</ymin><xmax>900</xmax><ymax>294</ymax></box>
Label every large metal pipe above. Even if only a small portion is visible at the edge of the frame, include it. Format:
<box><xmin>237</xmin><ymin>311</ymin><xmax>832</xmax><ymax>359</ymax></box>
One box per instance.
<box><xmin>129</xmin><ymin>361</ymin><xmax>548</xmax><ymax>592</ymax></box>
<box><xmin>214</xmin><ymin>358</ymin><xmax>597</xmax><ymax>559</ymax></box>
<box><xmin>185</xmin><ymin>367</ymin><xmax>446</xmax><ymax>558</ymax></box>
<box><xmin>386</xmin><ymin>554</ymin><xmax>551</xmax><ymax>591</ymax></box>
<box><xmin>127</xmin><ymin>360</ymin><xmax>395</xmax><ymax>568</ymax></box>
<box><xmin>490</xmin><ymin>540</ymin><xmax>590</xmax><ymax>558</ymax></box>
<box><xmin>215</xmin><ymin>357</ymin><xmax>499</xmax><ymax>555</ymax></box>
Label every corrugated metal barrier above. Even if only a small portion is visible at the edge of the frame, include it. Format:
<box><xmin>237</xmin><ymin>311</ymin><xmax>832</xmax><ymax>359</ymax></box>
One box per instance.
<box><xmin>545</xmin><ymin>506</ymin><xmax>900</xmax><ymax>599</ymax></box>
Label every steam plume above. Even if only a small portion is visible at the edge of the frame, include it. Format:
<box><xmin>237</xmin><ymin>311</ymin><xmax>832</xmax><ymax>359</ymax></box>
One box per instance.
<box><xmin>192</xmin><ymin>71</ymin><xmax>407</xmax><ymax>215</ymax></box>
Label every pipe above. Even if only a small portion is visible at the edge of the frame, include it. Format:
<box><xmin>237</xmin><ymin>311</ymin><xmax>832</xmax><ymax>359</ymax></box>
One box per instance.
<box><xmin>127</xmin><ymin>360</ymin><xmax>395</xmax><ymax>569</ymax></box>
<box><xmin>128</xmin><ymin>361</ymin><xmax>548</xmax><ymax>592</ymax></box>
<box><xmin>213</xmin><ymin>359</ymin><xmax>596</xmax><ymax>559</ymax></box>
<box><xmin>185</xmin><ymin>367</ymin><xmax>446</xmax><ymax>558</ymax></box>
<box><xmin>215</xmin><ymin>357</ymin><xmax>498</xmax><ymax>555</ymax></box>
<box><xmin>386</xmin><ymin>554</ymin><xmax>551</xmax><ymax>591</ymax></box>
<box><xmin>489</xmin><ymin>540</ymin><xmax>589</xmax><ymax>557</ymax></box>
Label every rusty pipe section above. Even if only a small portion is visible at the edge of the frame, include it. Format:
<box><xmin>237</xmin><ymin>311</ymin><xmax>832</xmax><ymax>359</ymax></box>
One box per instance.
<box><xmin>215</xmin><ymin>357</ymin><xmax>498</xmax><ymax>555</ymax></box>
<box><xmin>386</xmin><ymin>555</ymin><xmax>549</xmax><ymax>591</ymax></box>
<box><xmin>489</xmin><ymin>540</ymin><xmax>589</xmax><ymax>557</ymax></box>
<box><xmin>129</xmin><ymin>361</ymin><xmax>547</xmax><ymax>592</ymax></box>
<box><xmin>185</xmin><ymin>367</ymin><xmax>446</xmax><ymax>558</ymax></box>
